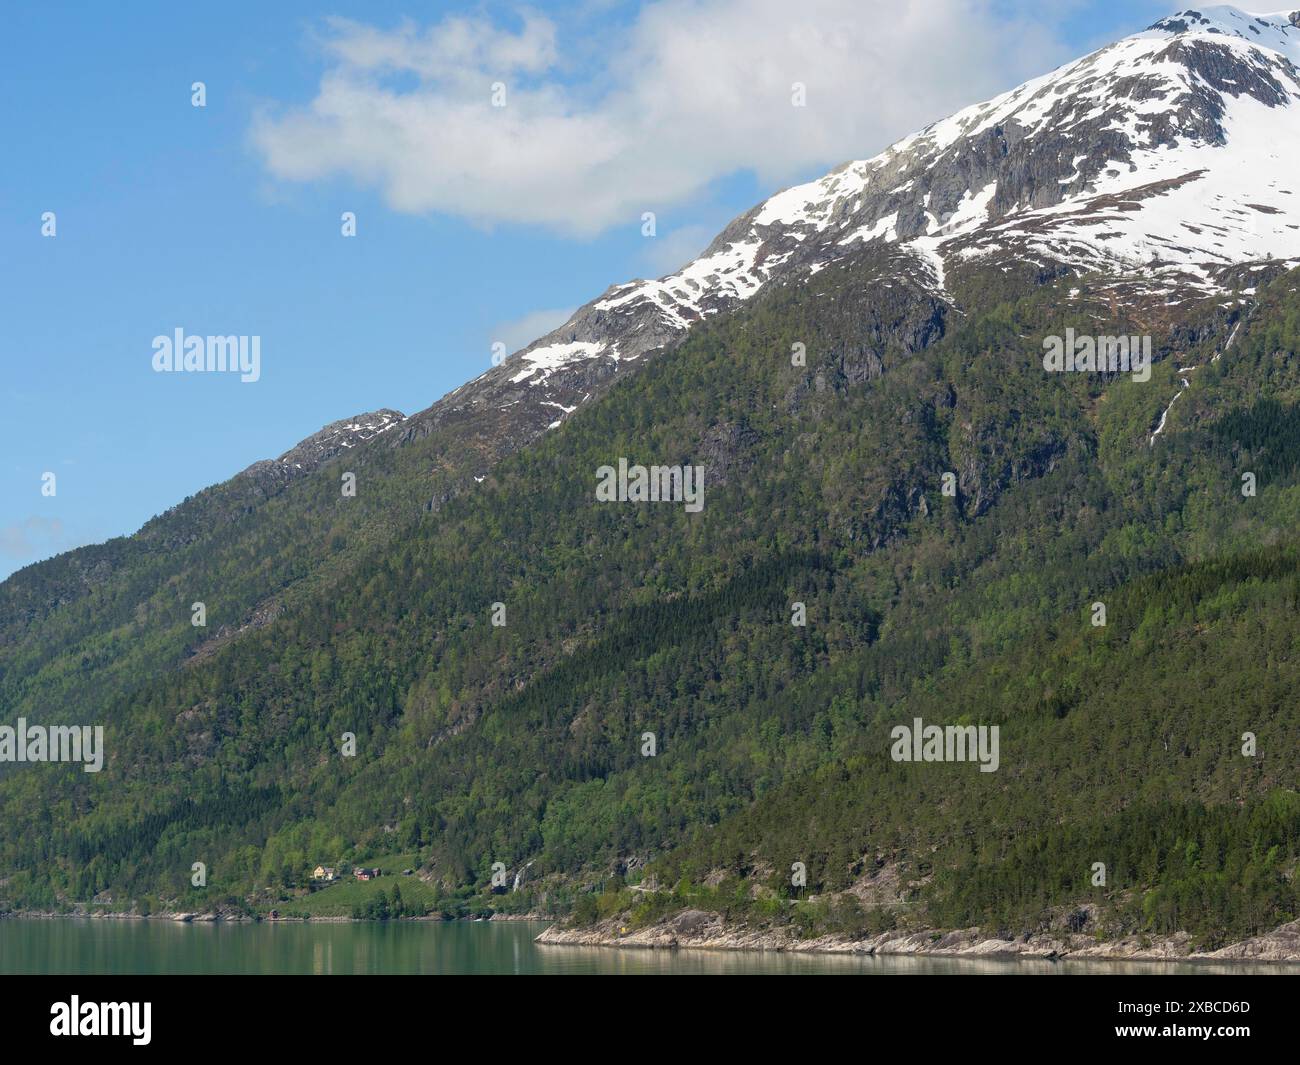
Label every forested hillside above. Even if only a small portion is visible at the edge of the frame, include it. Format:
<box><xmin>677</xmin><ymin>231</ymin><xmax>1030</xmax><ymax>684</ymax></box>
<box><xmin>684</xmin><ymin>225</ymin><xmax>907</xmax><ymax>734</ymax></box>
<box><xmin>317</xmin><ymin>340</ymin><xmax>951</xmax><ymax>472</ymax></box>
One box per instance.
<box><xmin>4</xmin><ymin>246</ymin><xmax>1299</xmax><ymax>947</ymax></box>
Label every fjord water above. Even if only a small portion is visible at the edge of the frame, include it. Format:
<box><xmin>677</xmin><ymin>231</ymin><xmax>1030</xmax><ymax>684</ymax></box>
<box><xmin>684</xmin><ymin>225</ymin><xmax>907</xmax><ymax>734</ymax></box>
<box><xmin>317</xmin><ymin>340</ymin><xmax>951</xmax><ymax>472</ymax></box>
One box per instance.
<box><xmin>0</xmin><ymin>919</ymin><xmax>1285</xmax><ymax>975</ymax></box>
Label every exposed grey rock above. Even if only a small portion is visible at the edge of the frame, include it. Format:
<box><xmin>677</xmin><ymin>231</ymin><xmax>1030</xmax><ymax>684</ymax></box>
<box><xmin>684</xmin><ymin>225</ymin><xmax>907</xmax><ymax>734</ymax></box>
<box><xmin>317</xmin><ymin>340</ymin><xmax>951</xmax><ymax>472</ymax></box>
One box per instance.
<box><xmin>537</xmin><ymin>911</ymin><xmax>1300</xmax><ymax>964</ymax></box>
<box><xmin>1201</xmin><ymin>918</ymin><xmax>1300</xmax><ymax>960</ymax></box>
<box><xmin>239</xmin><ymin>409</ymin><xmax>406</xmax><ymax>492</ymax></box>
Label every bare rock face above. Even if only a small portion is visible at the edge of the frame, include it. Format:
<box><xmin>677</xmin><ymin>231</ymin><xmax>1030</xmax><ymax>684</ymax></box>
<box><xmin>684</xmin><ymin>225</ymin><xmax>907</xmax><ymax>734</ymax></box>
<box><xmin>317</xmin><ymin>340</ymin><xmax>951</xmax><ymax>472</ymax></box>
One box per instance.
<box><xmin>239</xmin><ymin>409</ymin><xmax>406</xmax><ymax>493</ymax></box>
<box><xmin>696</xmin><ymin>422</ymin><xmax>761</xmax><ymax>489</ymax></box>
<box><xmin>537</xmin><ymin>909</ymin><xmax>1300</xmax><ymax>964</ymax></box>
<box><xmin>672</xmin><ymin>910</ymin><xmax>720</xmax><ymax>936</ymax></box>
<box><xmin>1200</xmin><ymin>919</ymin><xmax>1300</xmax><ymax>960</ymax></box>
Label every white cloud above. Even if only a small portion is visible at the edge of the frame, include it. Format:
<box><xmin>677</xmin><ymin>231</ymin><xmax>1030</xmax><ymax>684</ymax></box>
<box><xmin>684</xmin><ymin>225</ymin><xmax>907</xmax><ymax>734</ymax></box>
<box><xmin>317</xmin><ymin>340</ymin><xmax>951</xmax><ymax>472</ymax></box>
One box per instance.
<box><xmin>252</xmin><ymin>0</ymin><xmax>1072</xmax><ymax>237</ymax></box>
<box><xmin>0</xmin><ymin>516</ymin><xmax>68</xmax><ymax>560</ymax></box>
<box><xmin>640</xmin><ymin>224</ymin><xmax>716</xmax><ymax>278</ymax></box>
<box><xmin>489</xmin><ymin>306</ymin><xmax>578</xmax><ymax>351</ymax></box>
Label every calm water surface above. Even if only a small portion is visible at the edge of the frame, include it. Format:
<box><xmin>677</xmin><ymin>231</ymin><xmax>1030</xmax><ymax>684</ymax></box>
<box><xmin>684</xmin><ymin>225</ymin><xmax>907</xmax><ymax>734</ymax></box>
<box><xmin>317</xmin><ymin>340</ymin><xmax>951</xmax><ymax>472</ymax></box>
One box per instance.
<box><xmin>0</xmin><ymin>919</ymin><xmax>1293</xmax><ymax>974</ymax></box>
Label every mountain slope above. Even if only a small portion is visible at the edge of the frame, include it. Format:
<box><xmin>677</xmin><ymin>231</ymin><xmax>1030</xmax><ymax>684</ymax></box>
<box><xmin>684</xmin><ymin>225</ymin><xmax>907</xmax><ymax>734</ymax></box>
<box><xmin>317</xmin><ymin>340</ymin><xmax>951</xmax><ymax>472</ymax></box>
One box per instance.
<box><xmin>3</xmin><ymin>7</ymin><xmax>1300</xmax><ymax>952</ymax></box>
<box><xmin>482</xmin><ymin>4</ymin><xmax>1300</xmax><ymax>423</ymax></box>
<box><xmin>4</xmin><ymin>249</ymin><xmax>1298</xmax><ymax>928</ymax></box>
<box><xmin>10</xmin><ymin>5</ymin><xmax>1298</xmax><ymax>723</ymax></box>
<box><xmin>0</xmin><ymin>409</ymin><xmax>417</xmax><ymax>722</ymax></box>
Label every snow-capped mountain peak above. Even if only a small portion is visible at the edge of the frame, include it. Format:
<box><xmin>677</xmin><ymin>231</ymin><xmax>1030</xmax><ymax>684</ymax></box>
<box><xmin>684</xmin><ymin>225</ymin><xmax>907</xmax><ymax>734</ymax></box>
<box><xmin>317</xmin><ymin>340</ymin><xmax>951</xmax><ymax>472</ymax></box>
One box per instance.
<box><xmin>1145</xmin><ymin>7</ymin><xmax>1300</xmax><ymax>47</ymax></box>
<box><xmin>412</xmin><ymin>6</ymin><xmax>1300</xmax><ymax>450</ymax></box>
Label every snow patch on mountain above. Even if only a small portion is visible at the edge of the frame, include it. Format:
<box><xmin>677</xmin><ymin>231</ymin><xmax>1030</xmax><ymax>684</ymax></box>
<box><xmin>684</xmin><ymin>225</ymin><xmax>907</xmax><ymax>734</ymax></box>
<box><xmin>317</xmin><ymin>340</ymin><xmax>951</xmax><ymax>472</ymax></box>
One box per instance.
<box><xmin>510</xmin><ymin>341</ymin><xmax>614</xmax><ymax>385</ymax></box>
<box><xmin>460</xmin><ymin>6</ymin><xmax>1300</xmax><ymax>443</ymax></box>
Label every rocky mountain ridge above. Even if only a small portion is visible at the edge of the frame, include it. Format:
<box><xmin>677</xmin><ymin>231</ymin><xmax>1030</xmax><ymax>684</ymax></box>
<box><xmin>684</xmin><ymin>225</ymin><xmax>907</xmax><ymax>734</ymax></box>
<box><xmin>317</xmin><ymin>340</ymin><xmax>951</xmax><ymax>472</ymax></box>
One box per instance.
<box><xmin>378</xmin><ymin>6</ymin><xmax>1300</xmax><ymax>466</ymax></box>
<box><xmin>238</xmin><ymin>409</ymin><xmax>407</xmax><ymax>493</ymax></box>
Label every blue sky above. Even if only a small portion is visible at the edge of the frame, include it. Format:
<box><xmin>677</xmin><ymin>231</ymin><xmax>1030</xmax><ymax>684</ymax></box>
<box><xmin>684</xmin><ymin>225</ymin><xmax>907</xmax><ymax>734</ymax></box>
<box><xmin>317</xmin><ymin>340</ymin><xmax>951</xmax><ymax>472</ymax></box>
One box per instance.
<box><xmin>0</xmin><ymin>0</ymin><xmax>1173</xmax><ymax>579</ymax></box>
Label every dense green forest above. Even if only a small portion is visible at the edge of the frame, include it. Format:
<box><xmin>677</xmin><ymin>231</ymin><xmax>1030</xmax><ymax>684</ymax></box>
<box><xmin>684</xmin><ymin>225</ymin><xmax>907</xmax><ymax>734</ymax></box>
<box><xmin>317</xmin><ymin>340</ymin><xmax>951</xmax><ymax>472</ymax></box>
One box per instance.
<box><xmin>3</xmin><ymin>248</ymin><xmax>1300</xmax><ymax>948</ymax></box>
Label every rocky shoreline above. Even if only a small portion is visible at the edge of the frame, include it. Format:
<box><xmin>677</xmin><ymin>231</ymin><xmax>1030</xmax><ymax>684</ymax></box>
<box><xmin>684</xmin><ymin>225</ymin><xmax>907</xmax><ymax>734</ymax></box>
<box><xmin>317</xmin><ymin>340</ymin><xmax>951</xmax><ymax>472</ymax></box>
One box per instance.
<box><xmin>11</xmin><ymin>904</ymin><xmax>1300</xmax><ymax>963</ymax></box>
<box><xmin>535</xmin><ymin>910</ymin><xmax>1300</xmax><ymax>964</ymax></box>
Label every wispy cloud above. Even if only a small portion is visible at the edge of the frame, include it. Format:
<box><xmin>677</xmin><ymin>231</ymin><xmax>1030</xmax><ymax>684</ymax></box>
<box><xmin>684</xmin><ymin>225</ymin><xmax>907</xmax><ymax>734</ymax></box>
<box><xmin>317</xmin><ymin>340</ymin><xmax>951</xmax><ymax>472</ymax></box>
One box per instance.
<box><xmin>0</xmin><ymin>516</ymin><xmax>70</xmax><ymax>560</ymax></box>
<box><xmin>489</xmin><ymin>306</ymin><xmax>578</xmax><ymax>352</ymax></box>
<box><xmin>252</xmin><ymin>0</ymin><xmax>1072</xmax><ymax>237</ymax></box>
<box><xmin>641</xmin><ymin>224</ymin><xmax>716</xmax><ymax>278</ymax></box>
